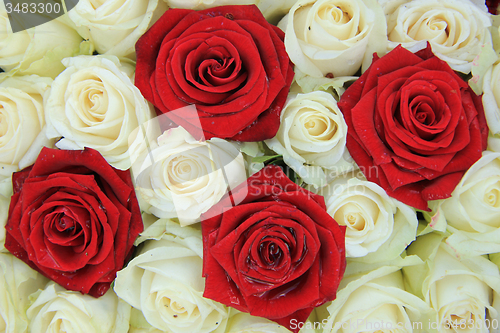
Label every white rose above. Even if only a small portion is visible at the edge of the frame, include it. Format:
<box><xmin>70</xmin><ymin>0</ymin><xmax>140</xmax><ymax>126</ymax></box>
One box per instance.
<box><xmin>0</xmin><ymin>178</ymin><xmax>12</xmax><ymax>251</ymax></box>
<box><xmin>131</xmin><ymin>126</ymin><xmax>246</xmax><ymax>226</ymax></box>
<box><xmin>114</xmin><ymin>219</ymin><xmax>229</xmax><ymax>333</ymax></box>
<box><xmin>265</xmin><ymin>91</ymin><xmax>353</xmax><ymax>187</ymax></box>
<box><xmin>0</xmin><ymin>75</ymin><xmax>54</xmax><ymax>180</ymax></box>
<box><xmin>45</xmin><ymin>55</ymin><xmax>154</xmax><ymax>170</ymax></box>
<box><xmin>404</xmin><ymin>232</ymin><xmax>500</xmax><ymax>333</ymax></box>
<box><xmin>162</xmin><ymin>0</ymin><xmax>296</xmax><ymax>24</ymax></box>
<box><xmin>0</xmin><ymin>253</ymin><xmax>49</xmax><ymax>333</ymax></box>
<box><xmin>320</xmin><ymin>256</ymin><xmax>431</xmax><ymax>333</ymax></box>
<box><xmin>225</xmin><ymin>311</ymin><xmax>291</xmax><ymax>333</ymax></box>
<box><xmin>278</xmin><ymin>0</ymin><xmax>387</xmax><ymax>78</ymax></box>
<box><xmin>27</xmin><ymin>282</ymin><xmax>130</xmax><ymax>333</ymax></box>
<box><xmin>483</xmin><ymin>62</ymin><xmax>500</xmax><ymax>135</ymax></box>
<box><xmin>427</xmin><ymin>152</ymin><xmax>500</xmax><ymax>257</ymax></box>
<box><xmin>320</xmin><ymin>175</ymin><xmax>417</xmax><ymax>261</ymax></box>
<box><xmin>0</xmin><ymin>4</ymin><xmax>92</xmax><ymax>78</ymax></box>
<box><xmin>128</xmin><ymin>308</ymin><xmax>164</xmax><ymax>333</ymax></box>
<box><xmin>67</xmin><ymin>0</ymin><xmax>167</xmax><ymax>58</ymax></box>
<box><xmin>384</xmin><ymin>0</ymin><xmax>493</xmax><ymax>74</ymax></box>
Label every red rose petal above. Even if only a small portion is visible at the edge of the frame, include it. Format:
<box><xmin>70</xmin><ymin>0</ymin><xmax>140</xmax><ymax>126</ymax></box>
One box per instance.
<box><xmin>4</xmin><ymin>147</ymin><xmax>143</xmax><ymax>297</ymax></box>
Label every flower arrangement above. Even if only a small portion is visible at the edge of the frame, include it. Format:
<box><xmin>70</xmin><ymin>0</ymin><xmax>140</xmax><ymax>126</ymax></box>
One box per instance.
<box><xmin>1</xmin><ymin>0</ymin><xmax>500</xmax><ymax>332</ymax></box>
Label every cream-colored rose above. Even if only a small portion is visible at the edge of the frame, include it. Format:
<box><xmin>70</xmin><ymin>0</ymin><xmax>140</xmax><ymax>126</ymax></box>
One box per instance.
<box><xmin>385</xmin><ymin>0</ymin><xmax>493</xmax><ymax>74</ymax></box>
<box><xmin>265</xmin><ymin>92</ymin><xmax>353</xmax><ymax>187</ymax></box>
<box><xmin>320</xmin><ymin>256</ymin><xmax>431</xmax><ymax>333</ymax></box>
<box><xmin>427</xmin><ymin>152</ymin><xmax>500</xmax><ymax>257</ymax></box>
<box><xmin>278</xmin><ymin>0</ymin><xmax>387</xmax><ymax>78</ymax></box>
<box><xmin>114</xmin><ymin>219</ymin><xmax>229</xmax><ymax>333</ymax></box>
<box><xmin>0</xmin><ymin>253</ymin><xmax>49</xmax><ymax>333</ymax></box>
<box><xmin>163</xmin><ymin>0</ymin><xmax>296</xmax><ymax>24</ymax></box>
<box><xmin>0</xmin><ymin>4</ymin><xmax>92</xmax><ymax>78</ymax></box>
<box><xmin>0</xmin><ymin>75</ymin><xmax>54</xmax><ymax>180</ymax></box>
<box><xmin>0</xmin><ymin>178</ymin><xmax>12</xmax><ymax>251</ymax></box>
<box><xmin>128</xmin><ymin>308</ymin><xmax>164</xmax><ymax>333</ymax></box>
<box><xmin>45</xmin><ymin>55</ymin><xmax>154</xmax><ymax>170</ymax></box>
<box><xmin>132</xmin><ymin>126</ymin><xmax>246</xmax><ymax>226</ymax></box>
<box><xmin>320</xmin><ymin>175</ymin><xmax>417</xmax><ymax>261</ymax></box>
<box><xmin>404</xmin><ymin>232</ymin><xmax>500</xmax><ymax>333</ymax></box>
<box><xmin>484</xmin><ymin>62</ymin><xmax>500</xmax><ymax>135</ymax></box>
<box><xmin>27</xmin><ymin>282</ymin><xmax>130</xmax><ymax>333</ymax></box>
<box><xmin>67</xmin><ymin>0</ymin><xmax>167</xmax><ymax>58</ymax></box>
<box><xmin>225</xmin><ymin>310</ymin><xmax>291</xmax><ymax>333</ymax></box>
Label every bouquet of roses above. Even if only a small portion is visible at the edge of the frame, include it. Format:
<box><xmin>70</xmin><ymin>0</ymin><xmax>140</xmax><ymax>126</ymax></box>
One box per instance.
<box><xmin>2</xmin><ymin>0</ymin><xmax>500</xmax><ymax>332</ymax></box>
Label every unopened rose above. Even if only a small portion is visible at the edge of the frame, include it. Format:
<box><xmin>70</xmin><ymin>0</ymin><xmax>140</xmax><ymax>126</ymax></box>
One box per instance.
<box><xmin>265</xmin><ymin>91</ymin><xmax>353</xmax><ymax>187</ymax></box>
<box><xmin>0</xmin><ymin>253</ymin><xmax>49</xmax><ymax>333</ymax></box>
<box><xmin>0</xmin><ymin>7</ymin><xmax>92</xmax><ymax>78</ymax></box>
<box><xmin>67</xmin><ymin>0</ymin><xmax>167</xmax><ymax>58</ymax></box>
<box><xmin>384</xmin><ymin>0</ymin><xmax>493</xmax><ymax>74</ymax></box>
<box><xmin>114</xmin><ymin>219</ymin><xmax>229</xmax><ymax>333</ymax></box>
<box><xmin>27</xmin><ymin>282</ymin><xmax>130</xmax><ymax>333</ymax></box>
<box><xmin>278</xmin><ymin>0</ymin><xmax>387</xmax><ymax>78</ymax></box>
<box><xmin>45</xmin><ymin>55</ymin><xmax>154</xmax><ymax>170</ymax></box>
<box><xmin>404</xmin><ymin>233</ymin><xmax>500</xmax><ymax>332</ymax></box>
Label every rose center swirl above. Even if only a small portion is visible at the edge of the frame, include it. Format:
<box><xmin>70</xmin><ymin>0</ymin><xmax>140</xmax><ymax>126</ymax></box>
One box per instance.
<box><xmin>407</xmin><ymin>12</ymin><xmax>451</xmax><ymax>44</ymax></box>
<box><xmin>484</xmin><ymin>186</ymin><xmax>500</xmax><ymax>207</ymax></box>
<box><xmin>320</xmin><ymin>5</ymin><xmax>351</xmax><ymax>24</ymax></box>
<box><xmin>184</xmin><ymin>38</ymin><xmax>248</xmax><ymax>96</ymax></box>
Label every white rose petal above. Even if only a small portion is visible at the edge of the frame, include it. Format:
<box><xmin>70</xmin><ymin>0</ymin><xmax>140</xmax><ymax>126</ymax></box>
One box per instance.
<box><xmin>68</xmin><ymin>0</ymin><xmax>167</xmax><ymax>58</ymax></box>
<box><xmin>27</xmin><ymin>282</ymin><xmax>130</xmax><ymax>333</ymax></box>
<box><xmin>404</xmin><ymin>233</ymin><xmax>500</xmax><ymax>333</ymax></box>
<box><xmin>114</xmin><ymin>219</ymin><xmax>228</xmax><ymax>333</ymax></box>
<box><xmin>225</xmin><ymin>310</ymin><xmax>291</xmax><ymax>333</ymax></box>
<box><xmin>428</xmin><ymin>152</ymin><xmax>500</xmax><ymax>257</ymax></box>
<box><xmin>384</xmin><ymin>0</ymin><xmax>493</xmax><ymax>74</ymax></box>
<box><xmin>0</xmin><ymin>178</ymin><xmax>12</xmax><ymax>251</ymax></box>
<box><xmin>279</xmin><ymin>0</ymin><xmax>387</xmax><ymax>78</ymax></box>
<box><xmin>45</xmin><ymin>55</ymin><xmax>154</xmax><ymax>170</ymax></box>
<box><xmin>0</xmin><ymin>3</ymin><xmax>92</xmax><ymax>78</ymax></box>
<box><xmin>321</xmin><ymin>256</ymin><xmax>431</xmax><ymax>333</ymax></box>
<box><xmin>483</xmin><ymin>61</ymin><xmax>500</xmax><ymax>135</ymax></box>
<box><xmin>321</xmin><ymin>176</ymin><xmax>417</xmax><ymax>261</ymax></box>
<box><xmin>162</xmin><ymin>0</ymin><xmax>296</xmax><ymax>24</ymax></box>
<box><xmin>132</xmin><ymin>126</ymin><xmax>246</xmax><ymax>226</ymax></box>
<box><xmin>0</xmin><ymin>75</ymin><xmax>53</xmax><ymax>180</ymax></box>
<box><xmin>0</xmin><ymin>253</ymin><xmax>49</xmax><ymax>333</ymax></box>
<box><xmin>265</xmin><ymin>91</ymin><xmax>354</xmax><ymax>187</ymax></box>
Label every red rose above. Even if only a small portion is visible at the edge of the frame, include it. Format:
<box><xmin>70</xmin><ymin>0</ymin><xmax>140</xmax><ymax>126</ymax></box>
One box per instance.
<box><xmin>201</xmin><ymin>165</ymin><xmax>346</xmax><ymax>333</ymax></box>
<box><xmin>338</xmin><ymin>45</ymin><xmax>488</xmax><ymax>211</ymax></box>
<box><xmin>4</xmin><ymin>147</ymin><xmax>143</xmax><ymax>297</ymax></box>
<box><xmin>135</xmin><ymin>5</ymin><xmax>294</xmax><ymax>142</ymax></box>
